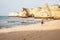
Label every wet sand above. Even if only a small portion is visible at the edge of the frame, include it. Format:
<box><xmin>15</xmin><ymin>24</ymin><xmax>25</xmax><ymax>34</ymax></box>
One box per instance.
<box><xmin>0</xmin><ymin>20</ymin><xmax>60</xmax><ymax>40</ymax></box>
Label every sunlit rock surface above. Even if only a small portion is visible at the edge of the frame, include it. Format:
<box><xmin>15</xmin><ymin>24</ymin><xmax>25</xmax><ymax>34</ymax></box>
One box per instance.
<box><xmin>31</xmin><ymin>7</ymin><xmax>41</xmax><ymax>17</ymax></box>
<box><xmin>50</xmin><ymin>5</ymin><xmax>60</xmax><ymax>19</ymax></box>
<box><xmin>26</xmin><ymin>8</ymin><xmax>33</xmax><ymax>17</ymax></box>
<box><xmin>33</xmin><ymin>4</ymin><xmax>52</xmax><ymax>18</ymax></box>
<box><xmin>9</xmin><ymin>12</ymin><xmax>18</xmax><ymax>16</ymax></box>
<box><xmin>19</xmin><ymin>8</ymin><xmax>28</xmax><ymax>17</ymax></box>
<box><xmin>8</xmin><ymin>4</ymin><xmax>60</xmax><ymax>19</ymax></box>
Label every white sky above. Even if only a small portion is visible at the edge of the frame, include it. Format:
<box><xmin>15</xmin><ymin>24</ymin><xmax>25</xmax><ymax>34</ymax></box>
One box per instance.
<box><xmin>0</xmin><ymin>0</ymin><xmax>60</xmax><ymax>16</ymax></box>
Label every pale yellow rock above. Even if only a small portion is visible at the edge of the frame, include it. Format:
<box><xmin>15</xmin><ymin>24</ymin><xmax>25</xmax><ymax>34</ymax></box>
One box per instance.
<box><xmin>26</xmin><ymin>8</ymin><xmax>33</xmax><ymax>17</ymax></box>
<box><xmin>50</xmin><ymin>5</ymin><xmax>60</xmax><ymax>11</ymax></box>
<box><xmin>32</xmin><ymin>7</ymin><xmax>41</xmax><ymax>17</ymax></box>
<box><xmin>8</xmin><ymin>12</ymin><xmax>18</xmax><ymax>16</ymax></box>
<box><xmin>42</xmin><ymin>4</ymin><xmax>52</xmax><ymax>17</ymax></box>
<box><xmin>54</xmin><ymin>11</ymin><xmax>60</xmax><ymax>19</ymax></box>
<box><xmin>50</xmin><ymin>5</ymin><xmax>60</xmax><ymax>19</ymax></box>
<box><xmin>19</xmin><ymin>8</ymin><xmax>28</xmax><ymax>17</ymax></box>
<box><xmin>8</xmin><ymin>4</ymin><xmax>60</xmax><ymax>18</ymax></box>
<box><xmin>33</xmin><ymin>4</ymin><xmax>52</xmax><ymax>18</ymax></box>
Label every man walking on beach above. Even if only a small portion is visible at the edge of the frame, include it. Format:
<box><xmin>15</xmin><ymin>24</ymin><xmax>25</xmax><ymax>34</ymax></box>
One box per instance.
<box><xmin>41</xmin><ymin>19</ymin><xmax>44</xmax><ymax>26</ymax></box>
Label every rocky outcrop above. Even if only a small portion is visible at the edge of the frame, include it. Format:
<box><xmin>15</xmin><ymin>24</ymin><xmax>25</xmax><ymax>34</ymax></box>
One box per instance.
<box><xmin>26</xmin><ymin>8</ymin><xmax>33</xmax><ymax>17</ymax></box>
<box><xmin>18</xmin><ymin>7</ymin><xmax>42</xmax><ymax>17</ymax></box>
<box><xmin>8</xmin><ymin>4</ymin><xmax>60</xmax><ymax>19</ymax></box>
<box><xmin>31</xmin><ymin>7</ymin><xmax>41</xmax><ymax>17</ymax></box>
<box><xmin>54</xmin><ymin>11</ymin><xmax>60</xmax><ymax>19</ymax></box>
<box><xmin>19</xmin><ymin>8</ymin><xmax>28</xmax><ymax>17</ymax></box>
<box><xmin>42</xmin><ymin>4</ymin><xmax>52</xmax><ymax>17</ymax></box>
<box><xmin>50</xmin><ymin>5</ymin><xmax>60</xmax><ymax>19</ymax></box>
<box><xmin>8</xmin><ymin>12</ymin><xmax>18</xmax><ymax>16</ymax></box>
<box><xmin>33</xmin><ymin>4</ymin><xmax>52</xmax><ymax>18</ymax></box>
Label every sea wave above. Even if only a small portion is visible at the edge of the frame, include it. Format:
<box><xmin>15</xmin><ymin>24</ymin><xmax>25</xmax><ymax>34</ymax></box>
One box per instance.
<box><xmin>0</xmin><ymin>16</ymin><xmax>41</xmax><ymax>28</ymax></box>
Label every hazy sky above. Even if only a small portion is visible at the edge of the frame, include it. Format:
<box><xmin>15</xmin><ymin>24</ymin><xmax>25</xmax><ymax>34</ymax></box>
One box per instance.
<box><xmin>0</xmin><ymin>0</ymin><xmax>60</xmax><ymax>16</ymax></box>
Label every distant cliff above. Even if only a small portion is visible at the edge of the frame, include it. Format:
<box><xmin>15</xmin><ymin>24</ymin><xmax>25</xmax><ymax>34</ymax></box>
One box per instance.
<box><xmin>9</xmin><ymin>12</ymin><xmax>18</xmax><ymax>17</ymax></box>
<box><xmin>8</xmin><ymin>4</ymin><xmax>60</xmax><ymax>19</ymax></box>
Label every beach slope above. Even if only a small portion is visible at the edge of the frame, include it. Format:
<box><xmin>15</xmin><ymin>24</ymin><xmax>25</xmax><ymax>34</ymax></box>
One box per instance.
<box><xmin>0</xmin><ymin>20</ymin><xmax>60</xmax><ymax>40</ymax></box>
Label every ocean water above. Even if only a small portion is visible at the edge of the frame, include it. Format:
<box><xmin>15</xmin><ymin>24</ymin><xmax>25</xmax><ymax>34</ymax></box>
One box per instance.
<box><xmin>0</xmin><ymin>16</ymin><xmax>41</xmax><ymax>28</ymax></box>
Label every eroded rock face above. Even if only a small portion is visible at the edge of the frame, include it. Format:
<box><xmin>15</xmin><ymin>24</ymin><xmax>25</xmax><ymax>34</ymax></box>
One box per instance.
<box><xmin>26</xmin><ymin>8</ymin><xmax>33</xmax><ymax>17</ymax></box>
<box><xmin>41</xmin><ymin>4</ymin><xmax>52</xmax><ymax>18</ymax></box>
<box><xmin>9</xmin><ymin>12</ymin><xmax>18</xmax><ymax>16</ymax></box>
<box><xmin>19</xmin><ymin>8</ymin><xmax>28</xmax><ymax>17</ymax></box>
<box><xmin>32</xmin><ymin>7</ymin><xmax>41</xmax><ymax>17</ymax></box>
<box><xmin>54</xmin><ymin>11</ymin><xmax>60</xmax><ymax>19</ymax></box>
<box><xmin>50</xmin><ymin>5</ymin><xmax>60</xmax><ymax>19</ymax></box>
<box><xmin>18</xmin><ymin>7</ymin><xmax>42</xmax><ymax>17</ymax></box>
<box><xmin>9</xmin><ymin>4</ymin><xmax>60</xmax><ymax>19</ymax></box>
<box><xmin>32</xmin><ymin>4</ymin><xmax>52</xmax><ymax>18</ymax></box>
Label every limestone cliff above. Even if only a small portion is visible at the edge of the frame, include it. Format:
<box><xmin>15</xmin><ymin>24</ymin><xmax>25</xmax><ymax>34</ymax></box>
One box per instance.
<box><xmin>8</xmin><ymin>12</ymin><xmax>18</xmax><ymax>16</ymax></box>
<box><xmin>50</xmin><ymin>5</ymin><xmax>60</xmax><ymax>19</ymax></box>
<box><xmin>8</xmin><ymin>4</ymin><xmax>60</xmax><ymax>19</ymax></box>
<box><xmin>19</xmin><ymin>8</ymin><xmax>28</xmax><ymax>17</ymax></box>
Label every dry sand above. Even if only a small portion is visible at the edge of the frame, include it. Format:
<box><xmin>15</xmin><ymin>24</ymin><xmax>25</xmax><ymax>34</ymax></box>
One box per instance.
<box><xmin>0</xmin><ymin>20</ymin><xmax>60</xmax><ymax>40</ymax></box>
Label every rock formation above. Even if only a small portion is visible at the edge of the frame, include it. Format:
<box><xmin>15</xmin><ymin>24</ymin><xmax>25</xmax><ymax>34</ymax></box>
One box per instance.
<box><xmin>19</xmin><ymin>8</ymin><xmax>28</xmax><ymax>17</ymax></box>
<box><xmin>8</xmin><ymin>4</ymin><xmax>60</xmax><ymax>19</ymax></box>
<box><xmin>43</xmin><ymin>4</ymin><xmax>52</xmax><ymax>17</ymax></box>
<box><xmin>8</xmin><ymin>12</ymin><xmax>18</xmax><ymax>16</ymax></box>
<box><xmin>32</xmin><ymin>4</ymin><xmax>52</xmax><ymax>18</ymax></box>
<box><xmin>26</xmin><ymin>8</ymin><xmax>33</xmax><ymax>17</ymax></box>
<box><xmin>38</xmin><ymin>4</ymin><xmax>52</xmax><ymax>18</ymax></box>
<box><xmin>50</xmin><ymin>5</ymin><xmax>60</xmax><ymax>19</ymax></box>
<box><xmin>31</xmin><ymin>7</ymin><xmax>41</xmax><ymax>17</ymax></box>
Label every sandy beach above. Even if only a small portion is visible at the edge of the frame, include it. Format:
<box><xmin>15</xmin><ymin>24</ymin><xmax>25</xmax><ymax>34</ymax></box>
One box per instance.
<box><xmin>0</xmin><ymin>20</ymin><xmax>60</xmax><ymax>40</ymax></box>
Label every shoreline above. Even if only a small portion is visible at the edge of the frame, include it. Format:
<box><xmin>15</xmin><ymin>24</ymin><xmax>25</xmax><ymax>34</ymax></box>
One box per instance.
<box><xmin>0</xmin><ymin>20</ymin><xmax>60</xmax><ymax>33</ymax></box>
<box><xmin>0</xmin><ymin>20</ymin><xmax>60</xmax><ymax>40</ymax></box>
